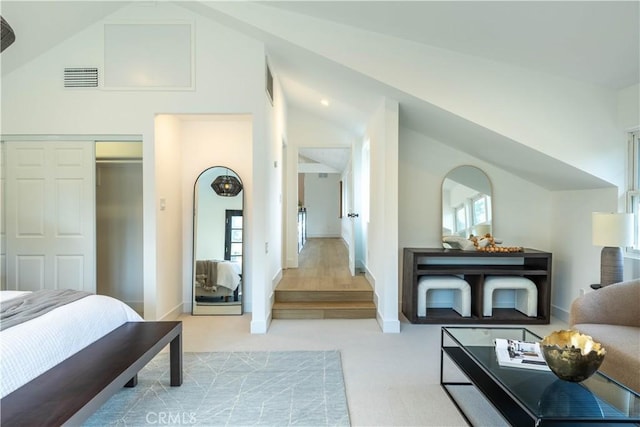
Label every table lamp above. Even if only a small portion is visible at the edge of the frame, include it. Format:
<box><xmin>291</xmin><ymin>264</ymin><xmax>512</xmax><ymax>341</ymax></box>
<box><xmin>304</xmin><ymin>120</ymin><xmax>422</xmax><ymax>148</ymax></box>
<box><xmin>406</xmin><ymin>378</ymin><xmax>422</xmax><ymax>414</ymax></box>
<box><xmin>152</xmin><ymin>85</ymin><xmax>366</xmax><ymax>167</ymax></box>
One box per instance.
<box><xmin>592</xmin><ymin>212</ymin><xmax>634</xmax><ymax>286</ymax></box>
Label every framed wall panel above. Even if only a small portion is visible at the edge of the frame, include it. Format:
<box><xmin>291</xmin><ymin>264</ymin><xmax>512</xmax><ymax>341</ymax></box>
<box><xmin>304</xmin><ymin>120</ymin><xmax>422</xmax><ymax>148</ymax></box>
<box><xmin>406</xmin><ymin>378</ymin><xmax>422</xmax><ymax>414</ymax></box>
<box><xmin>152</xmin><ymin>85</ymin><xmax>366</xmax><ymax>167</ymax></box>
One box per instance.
<box><xmin>104</xmin><ymin>21</ymin><xmax>194</xmax><ymax>90</ymax></box>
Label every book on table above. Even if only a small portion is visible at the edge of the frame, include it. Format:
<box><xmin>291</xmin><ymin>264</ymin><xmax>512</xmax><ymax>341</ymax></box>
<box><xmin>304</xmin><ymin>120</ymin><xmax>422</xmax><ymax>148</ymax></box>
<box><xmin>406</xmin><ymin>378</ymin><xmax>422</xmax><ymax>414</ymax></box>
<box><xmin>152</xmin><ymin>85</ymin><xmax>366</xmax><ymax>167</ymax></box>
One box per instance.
<box><xmin>494</xmin><ymin>338</ymin><xmax>550</xmax><ymax>371</ymax></box>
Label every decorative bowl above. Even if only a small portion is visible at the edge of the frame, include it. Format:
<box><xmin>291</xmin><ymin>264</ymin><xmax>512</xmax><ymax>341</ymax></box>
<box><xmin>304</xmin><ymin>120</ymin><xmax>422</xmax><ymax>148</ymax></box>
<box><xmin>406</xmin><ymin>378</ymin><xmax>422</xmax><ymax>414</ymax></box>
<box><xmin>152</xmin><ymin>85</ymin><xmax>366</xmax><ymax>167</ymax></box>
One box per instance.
<box><xmin>540</xmin><ymin>330</ymin><xmax>606</xmax><ymax>382</ymax></box>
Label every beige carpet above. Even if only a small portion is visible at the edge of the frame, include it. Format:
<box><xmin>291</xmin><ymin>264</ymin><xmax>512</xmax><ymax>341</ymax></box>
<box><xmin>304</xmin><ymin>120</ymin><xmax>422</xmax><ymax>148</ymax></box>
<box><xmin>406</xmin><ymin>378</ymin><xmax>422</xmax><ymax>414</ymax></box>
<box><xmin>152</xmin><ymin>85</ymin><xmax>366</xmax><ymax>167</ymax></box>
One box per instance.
<box><xmin>175</xmin><ymin>313</ymin><xmax>567</xmax><ymax>426</ymax></box>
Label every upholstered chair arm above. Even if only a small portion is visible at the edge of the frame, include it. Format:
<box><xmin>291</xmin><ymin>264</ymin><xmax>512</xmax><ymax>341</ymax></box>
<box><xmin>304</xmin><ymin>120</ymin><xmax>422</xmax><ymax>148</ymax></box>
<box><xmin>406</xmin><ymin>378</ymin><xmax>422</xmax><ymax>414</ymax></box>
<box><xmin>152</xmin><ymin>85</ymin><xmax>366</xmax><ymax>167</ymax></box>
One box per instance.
<box><xmin>569</xmin><ymin>279</ymin><xmax>640</xmax><ymax>327</ymax></box>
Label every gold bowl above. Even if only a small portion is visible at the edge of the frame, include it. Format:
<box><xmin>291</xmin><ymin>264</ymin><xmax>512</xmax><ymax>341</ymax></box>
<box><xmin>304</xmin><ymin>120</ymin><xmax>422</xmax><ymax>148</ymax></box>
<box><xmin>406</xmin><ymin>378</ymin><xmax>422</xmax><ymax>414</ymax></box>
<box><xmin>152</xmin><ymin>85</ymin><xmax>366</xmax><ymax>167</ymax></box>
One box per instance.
<box><xmin>540</xmin><ymin>330</ymin><xmax>606</xmax><ymax>382</ymax></box>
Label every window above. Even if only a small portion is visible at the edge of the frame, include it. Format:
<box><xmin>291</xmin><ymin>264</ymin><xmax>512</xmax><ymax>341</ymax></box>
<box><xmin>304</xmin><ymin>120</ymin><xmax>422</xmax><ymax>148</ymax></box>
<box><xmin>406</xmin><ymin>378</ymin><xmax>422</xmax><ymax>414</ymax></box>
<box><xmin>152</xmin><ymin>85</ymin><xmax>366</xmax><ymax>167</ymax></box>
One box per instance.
<box><xmin>627</xmin><ymin>131</ymin><xmax>640</xmax><ymax>253</ymax></box>
<box><xmin>454</xmin><ymin>204</ymin><xmax>467</xmax><ymax>235</ymax></box>
<box><xmin>472</xmin><ymin>194</ymin><xmax>491</xmax><ymax>226</ymax></box>
<box><xmin>224</xmin><ymin>210</ymin><xmax>243</xmax><ymax>267</ymax></box>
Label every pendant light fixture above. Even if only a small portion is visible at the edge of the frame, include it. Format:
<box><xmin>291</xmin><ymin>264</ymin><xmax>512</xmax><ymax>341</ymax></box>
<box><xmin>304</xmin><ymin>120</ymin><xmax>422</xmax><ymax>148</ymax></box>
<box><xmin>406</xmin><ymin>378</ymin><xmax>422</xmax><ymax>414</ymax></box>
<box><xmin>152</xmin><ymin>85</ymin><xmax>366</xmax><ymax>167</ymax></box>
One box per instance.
<box><xmin>211</xmin><ymin>169</ymin><xmax>242</xmax><ymax>197</ymax></box>
<box><xmin>1</xmin><ymin>16</ymin><xmax>16</xmax><ymax>53</ymax></box>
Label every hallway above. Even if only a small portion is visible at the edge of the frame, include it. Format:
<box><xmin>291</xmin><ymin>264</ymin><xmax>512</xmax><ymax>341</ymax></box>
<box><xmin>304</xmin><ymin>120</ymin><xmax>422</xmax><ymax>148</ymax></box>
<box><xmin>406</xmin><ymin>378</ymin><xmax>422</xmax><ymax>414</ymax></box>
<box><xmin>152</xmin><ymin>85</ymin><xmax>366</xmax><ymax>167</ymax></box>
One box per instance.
<box><xmin>273</xmin><ymin>238</ymin><xmax>376</xmax><ymax>319</ymax></box>
<box><xmin>278</xmin><ymin>238</ymin><xmax>369</xmax><ymax>290</ymax></box>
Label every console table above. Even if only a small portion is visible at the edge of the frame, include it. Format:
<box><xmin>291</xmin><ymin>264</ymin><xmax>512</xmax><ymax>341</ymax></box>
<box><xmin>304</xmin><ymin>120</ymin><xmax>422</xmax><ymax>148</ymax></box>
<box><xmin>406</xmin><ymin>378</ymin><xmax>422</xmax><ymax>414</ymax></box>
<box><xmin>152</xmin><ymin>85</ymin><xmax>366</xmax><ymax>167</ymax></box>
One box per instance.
<box><xmin>402</xmin><ymin>248</ymin><xmax>552</xmax><ymax>324</ymax></box>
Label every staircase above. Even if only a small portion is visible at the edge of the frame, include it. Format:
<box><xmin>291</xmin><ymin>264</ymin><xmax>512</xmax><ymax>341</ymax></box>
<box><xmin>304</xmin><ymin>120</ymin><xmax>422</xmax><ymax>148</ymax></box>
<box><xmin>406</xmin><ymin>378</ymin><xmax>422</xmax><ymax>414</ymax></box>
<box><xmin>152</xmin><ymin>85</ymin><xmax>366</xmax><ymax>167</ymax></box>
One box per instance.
<box><xmin>273</xmin><ymin>238</ymin><xmax>377</xmax><ymax>320</ymax></box>
<box><xmin>272</xmin><ymin>281</ymin><xmax>377</xmax><ymax>319</ymax></box>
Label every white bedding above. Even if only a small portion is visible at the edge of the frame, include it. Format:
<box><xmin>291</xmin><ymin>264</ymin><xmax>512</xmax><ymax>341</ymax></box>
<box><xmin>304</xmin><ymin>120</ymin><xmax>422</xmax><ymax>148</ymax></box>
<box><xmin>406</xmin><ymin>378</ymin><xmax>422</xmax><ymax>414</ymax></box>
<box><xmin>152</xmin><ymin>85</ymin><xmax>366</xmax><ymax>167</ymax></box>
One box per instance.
<box><xmin>0</xmin><ymin>291</ymin><xmax>142</xmax><ymax>398</ymax></box>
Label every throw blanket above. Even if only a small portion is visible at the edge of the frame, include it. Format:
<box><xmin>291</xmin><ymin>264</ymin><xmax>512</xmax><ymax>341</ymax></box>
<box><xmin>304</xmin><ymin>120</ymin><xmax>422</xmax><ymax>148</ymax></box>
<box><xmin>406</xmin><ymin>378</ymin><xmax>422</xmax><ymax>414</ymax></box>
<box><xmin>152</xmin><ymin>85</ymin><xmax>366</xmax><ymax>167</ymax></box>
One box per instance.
<box><xmin>0</xmin><ymin>289</ymin><xmax>91</xmax><ymax>331</ymax></box>
<box><xmin>195</xmin><ymin>260</ymin><xmax>241</xmax><ymax>291</ymax></box>
<box><xmin>195</xmin><ymin>260</ymin><xmax>219</xmax><ymax>291</ymax></box>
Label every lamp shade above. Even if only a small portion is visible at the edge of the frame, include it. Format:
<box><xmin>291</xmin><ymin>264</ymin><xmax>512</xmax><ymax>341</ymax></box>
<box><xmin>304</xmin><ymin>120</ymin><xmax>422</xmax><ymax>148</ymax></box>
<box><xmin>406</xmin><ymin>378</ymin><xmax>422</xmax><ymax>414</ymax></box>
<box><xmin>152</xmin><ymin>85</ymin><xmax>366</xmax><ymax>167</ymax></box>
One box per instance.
<box><xmin>211</xmin><ymin>174</ymin><xmax>242</xmax><ymax>197</ymax></box>
<box><xmin>592</xmin><ymin>212</ymin><xmax>634</xmax><ymax>247</ymax></box>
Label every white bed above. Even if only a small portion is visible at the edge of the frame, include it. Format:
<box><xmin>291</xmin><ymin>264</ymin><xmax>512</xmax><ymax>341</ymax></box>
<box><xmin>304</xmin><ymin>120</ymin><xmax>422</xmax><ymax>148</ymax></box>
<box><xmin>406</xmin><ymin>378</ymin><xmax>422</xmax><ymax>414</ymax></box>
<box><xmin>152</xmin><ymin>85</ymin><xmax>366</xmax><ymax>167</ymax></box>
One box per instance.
<box><xmin>0</xmin><ymin>291</ymin><xmax>142</xmax><ymax>398</ymax></box>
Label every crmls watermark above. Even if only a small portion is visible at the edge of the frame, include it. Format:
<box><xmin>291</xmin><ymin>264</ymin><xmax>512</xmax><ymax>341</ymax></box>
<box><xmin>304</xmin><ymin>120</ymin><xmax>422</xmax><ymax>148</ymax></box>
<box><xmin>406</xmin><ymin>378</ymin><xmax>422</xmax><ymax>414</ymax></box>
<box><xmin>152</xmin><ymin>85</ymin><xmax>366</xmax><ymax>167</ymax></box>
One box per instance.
<box><xmin>145</xmin><ymin>411</ymin><xmax>197</xmax><ymax>425</ymax></box>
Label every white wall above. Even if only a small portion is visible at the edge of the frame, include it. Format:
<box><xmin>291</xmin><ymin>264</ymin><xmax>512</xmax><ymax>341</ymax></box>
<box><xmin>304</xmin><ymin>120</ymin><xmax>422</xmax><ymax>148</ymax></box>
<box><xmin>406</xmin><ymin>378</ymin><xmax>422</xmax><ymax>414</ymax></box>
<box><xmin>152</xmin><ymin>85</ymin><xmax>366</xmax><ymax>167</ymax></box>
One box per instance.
<box><xmin>0</xmin><ymin>2</ymin><xmax>280</xmax><ymax>324</ymax></box>
<box><xmin>365</xmin><ymin>99</ymin><xmax>400</xmax><ymax>333</ymax></box>
<box><xmin>264</xmin><ymin>77</ymin><xmax>286</xmax><ymax>327</ymax></box>
<box><xmin>304</xmin><ymin>173</ymin><xmax>341</xmax><ymax>238</ymax></box>
<box><xmin>618</xmin><ymin>84</ymin><xmax>640</xmax><ymax>131</ymax></box>
<box><xmin>550</xmin><ymin>188</ymin><xmax>618</xmax><ymax>322</ymax></box>
<box><xmin>154</xmin><ymin>114</ymin><xmax>184</xmax><ymax>320</ymax></box>
<box><xmin>399</xmin><ymin>127</ymin><xmax>552</xmax><ymax>250</ymax></box>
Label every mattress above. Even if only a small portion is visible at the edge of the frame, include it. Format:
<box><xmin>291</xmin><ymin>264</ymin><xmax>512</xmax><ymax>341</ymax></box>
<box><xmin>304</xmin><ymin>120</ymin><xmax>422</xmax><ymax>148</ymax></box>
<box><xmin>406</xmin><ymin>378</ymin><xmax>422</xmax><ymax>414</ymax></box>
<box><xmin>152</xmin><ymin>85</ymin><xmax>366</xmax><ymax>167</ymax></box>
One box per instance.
<box><xmin>0</xmin><ymin>291</ymin><xmax>142</xmax><ymax>398</ymax></box>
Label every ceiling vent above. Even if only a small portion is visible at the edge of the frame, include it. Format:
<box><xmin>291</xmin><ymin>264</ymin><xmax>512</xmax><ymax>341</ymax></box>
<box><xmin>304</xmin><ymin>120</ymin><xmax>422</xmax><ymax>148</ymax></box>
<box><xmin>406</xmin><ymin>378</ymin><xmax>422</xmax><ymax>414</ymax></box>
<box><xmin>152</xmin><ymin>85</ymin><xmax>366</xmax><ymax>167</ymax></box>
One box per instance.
<box><xmin>265</xmin><ymin>58</ymin><xmax>274</xmax><ymax>104</ymax></box>
<box><xmin>64</xmin><ymin>68</ymin><xmax>99</xmax><ymax>88</ymax></box>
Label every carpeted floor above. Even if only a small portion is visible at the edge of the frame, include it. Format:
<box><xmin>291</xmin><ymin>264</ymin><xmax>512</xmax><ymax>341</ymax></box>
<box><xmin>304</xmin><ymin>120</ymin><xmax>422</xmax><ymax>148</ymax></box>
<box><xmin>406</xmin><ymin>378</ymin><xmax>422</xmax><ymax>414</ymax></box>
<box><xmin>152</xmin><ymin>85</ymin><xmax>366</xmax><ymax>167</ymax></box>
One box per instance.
<box><xmin>84</xmin><ymin>351</ymin><xmax>350</xmax><ymax>427</ymax></box>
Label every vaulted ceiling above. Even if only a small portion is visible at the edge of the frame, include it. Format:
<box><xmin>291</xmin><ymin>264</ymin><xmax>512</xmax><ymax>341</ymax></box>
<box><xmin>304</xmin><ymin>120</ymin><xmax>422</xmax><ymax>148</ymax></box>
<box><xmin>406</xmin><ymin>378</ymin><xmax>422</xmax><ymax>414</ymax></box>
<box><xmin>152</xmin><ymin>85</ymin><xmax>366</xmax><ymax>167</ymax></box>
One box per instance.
<box><xmin>1</xmin><ymin>1</ymin><xmax>638</xmax><ymax>187</ymax></box>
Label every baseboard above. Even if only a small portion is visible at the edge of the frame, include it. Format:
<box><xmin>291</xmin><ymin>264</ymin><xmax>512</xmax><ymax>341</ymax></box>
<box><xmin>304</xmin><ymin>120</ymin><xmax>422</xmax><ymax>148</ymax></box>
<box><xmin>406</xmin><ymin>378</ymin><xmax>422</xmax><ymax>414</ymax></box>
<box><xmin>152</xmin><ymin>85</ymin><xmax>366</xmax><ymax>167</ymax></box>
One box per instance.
<box><xmin>307</xmin><ymin>233</ymin><xmax>341</xmax><ymax>238</ymax></box>
<box><xmin>551</xmin><ymin>304</ymin><xmax>570</xmax><ymax>324</ymax></box>
<box><xmin>251</xmin><ymin>317</ymin><xmax>270</xmax><ymax>334</ymax></box>
<box><xmin>272</xmin><ymin>268</ymin><xmax>283</xmax><ymax>290</ymax></box>
<box><xmin>183</xmin><ymin>301</ymin><xmax>193</xmax><ymax>314</ymax></box>
<box><xmin>160</xmin><ymin>302</ymin><xmax>184</xmax><ymax>321</ymax></box>
<box><xmin>377</xmin><ymin>313</ymin><xmax>401</xmax><ymax>333</ymax></box>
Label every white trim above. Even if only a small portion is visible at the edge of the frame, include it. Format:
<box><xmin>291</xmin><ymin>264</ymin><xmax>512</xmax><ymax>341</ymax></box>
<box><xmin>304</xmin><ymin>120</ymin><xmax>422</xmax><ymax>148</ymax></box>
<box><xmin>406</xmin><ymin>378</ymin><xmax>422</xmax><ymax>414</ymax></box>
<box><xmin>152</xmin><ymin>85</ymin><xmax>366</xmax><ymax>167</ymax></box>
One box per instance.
<box><xmin>251</xmin><ymin>318</ymin><xmax>270</xmax><ymax>334</ymax></box>
<box><xmin>551</xmin><ymin>304</ymin><xmax>569</xmax><ymax>324</ymax></box>
<box><xmin>1</xmin><ymin>134</ymin><xmax>142</xmax><ymax>142</ymax></box>
<box><xmin>160</xmin><ymin>302</ymin><xmax>184</xmax><ymax>321</ymax></box>
<box><xmin>627</xmin><ymin>131</ymin><xmax>640</xmax><ymax>256</ymax></box>
<box><xmin>271</xmin><ymin>269</ymin><xmax>283</xmax><ymax>291</ymax></box>
<box><xmin>376</xmin><ymin>307</ymin><xmax>400</xmax><ymax>333</ymax></box>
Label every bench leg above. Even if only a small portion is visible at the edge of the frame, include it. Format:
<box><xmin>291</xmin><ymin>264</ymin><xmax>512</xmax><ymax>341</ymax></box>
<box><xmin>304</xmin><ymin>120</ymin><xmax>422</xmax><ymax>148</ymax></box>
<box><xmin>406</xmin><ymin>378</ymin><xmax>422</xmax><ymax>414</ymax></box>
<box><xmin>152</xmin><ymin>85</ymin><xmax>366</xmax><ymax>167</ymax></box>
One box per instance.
<box><xmin>170</xmin><ymin>332</ymin><xmax>182</xmax><ymax>386</ymax></box>
<box><xmin>125</xmin><ymin>374</ymin><xmax>138</xmax><ymax>387</ymax></box>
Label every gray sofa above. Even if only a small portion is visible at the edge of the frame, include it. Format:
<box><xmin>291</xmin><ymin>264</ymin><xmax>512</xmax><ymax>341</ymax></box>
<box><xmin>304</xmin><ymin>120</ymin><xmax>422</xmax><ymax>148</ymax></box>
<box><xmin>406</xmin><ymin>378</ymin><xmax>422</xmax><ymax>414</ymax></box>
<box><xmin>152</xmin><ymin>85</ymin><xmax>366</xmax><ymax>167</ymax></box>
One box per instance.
<box><xmin>569</xmin><ymin>279</ymin><xmax>640</xmax><ymax>392</ymax></box>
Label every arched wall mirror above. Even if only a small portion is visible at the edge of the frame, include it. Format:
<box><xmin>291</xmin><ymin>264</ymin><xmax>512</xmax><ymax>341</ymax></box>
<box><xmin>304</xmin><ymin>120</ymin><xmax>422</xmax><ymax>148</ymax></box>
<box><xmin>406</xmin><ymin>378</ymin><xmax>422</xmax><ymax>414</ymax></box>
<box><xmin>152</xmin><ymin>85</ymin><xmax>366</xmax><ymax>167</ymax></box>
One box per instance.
<box><xmin>192</xmin><ymin>166</ymin><xmax>244</xmax><ymax>315</ymax></box>
<box><xmin>442</xmin><ymin>166</ymin><xmax>493</xmax><ymax>239</ymax></box>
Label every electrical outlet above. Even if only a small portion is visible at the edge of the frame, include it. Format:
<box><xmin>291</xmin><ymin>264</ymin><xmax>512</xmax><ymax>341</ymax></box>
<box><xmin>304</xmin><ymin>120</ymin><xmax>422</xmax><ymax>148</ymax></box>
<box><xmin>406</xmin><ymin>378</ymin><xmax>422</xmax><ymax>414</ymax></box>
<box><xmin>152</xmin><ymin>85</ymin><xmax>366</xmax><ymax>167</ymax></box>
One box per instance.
<box><xmin>265</xmin><ymin>242</ymin><xmax>269</xmax><ymax>254</ymax></box>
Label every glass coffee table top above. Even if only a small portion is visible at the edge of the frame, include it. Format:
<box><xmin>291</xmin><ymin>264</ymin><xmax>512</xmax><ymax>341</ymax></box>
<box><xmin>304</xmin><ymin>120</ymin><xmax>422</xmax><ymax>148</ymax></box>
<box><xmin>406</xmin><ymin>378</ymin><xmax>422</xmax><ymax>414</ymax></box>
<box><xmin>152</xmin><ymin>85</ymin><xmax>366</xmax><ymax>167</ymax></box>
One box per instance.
<box><xmin>442</xmin><ymin>327</ymin><xmax>640</xmax><ymax>424</ymax></box>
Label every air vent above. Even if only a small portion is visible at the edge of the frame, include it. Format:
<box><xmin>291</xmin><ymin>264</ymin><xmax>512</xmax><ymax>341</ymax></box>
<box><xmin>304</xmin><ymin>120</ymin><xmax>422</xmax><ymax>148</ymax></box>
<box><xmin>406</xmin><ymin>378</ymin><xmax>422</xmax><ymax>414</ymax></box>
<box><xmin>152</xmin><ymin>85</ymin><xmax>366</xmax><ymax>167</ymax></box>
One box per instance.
<box><xmin>265</xmin><ymin>59</ymin><xmax>274</xmax><ymax>104</ymax></box>
<box><xmin>319</xmin><ymin>173</ymin><xmax>328</xmax><ymax>178</ymax></box>
<box><xmin>64</xmin><ymin>68</ymin><xmax>98</xmax><ymax>88</ymax></box>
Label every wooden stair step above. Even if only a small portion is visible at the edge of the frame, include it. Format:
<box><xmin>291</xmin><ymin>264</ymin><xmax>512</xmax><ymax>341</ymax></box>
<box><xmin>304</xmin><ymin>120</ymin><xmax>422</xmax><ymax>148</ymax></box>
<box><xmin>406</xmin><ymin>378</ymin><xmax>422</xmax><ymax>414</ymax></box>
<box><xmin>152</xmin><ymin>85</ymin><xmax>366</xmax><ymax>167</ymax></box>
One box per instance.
<box><xmin>275</xmin><ymin>289</ymin><xmax>373</xmax><ymax>303</ymax></box>
<box><xmin>272</xmin><ymin>301</ymin><xmax>376</xmax><ymax>319</ymax></box>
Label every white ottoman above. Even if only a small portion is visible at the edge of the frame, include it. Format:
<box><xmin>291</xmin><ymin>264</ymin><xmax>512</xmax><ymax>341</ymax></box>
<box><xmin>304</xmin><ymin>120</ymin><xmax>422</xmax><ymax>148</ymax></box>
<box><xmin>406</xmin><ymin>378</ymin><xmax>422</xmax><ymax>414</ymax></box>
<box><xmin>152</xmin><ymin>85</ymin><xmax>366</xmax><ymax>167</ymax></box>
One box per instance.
<box><xmin>483</xmin><ymin>276</ymin><xmax>537</xmax><ymax>317</ymax></box>
<box><xmin>417</xmin><ymin>275</ymin><xmax>471</xmax><ymax>317</ymax></box>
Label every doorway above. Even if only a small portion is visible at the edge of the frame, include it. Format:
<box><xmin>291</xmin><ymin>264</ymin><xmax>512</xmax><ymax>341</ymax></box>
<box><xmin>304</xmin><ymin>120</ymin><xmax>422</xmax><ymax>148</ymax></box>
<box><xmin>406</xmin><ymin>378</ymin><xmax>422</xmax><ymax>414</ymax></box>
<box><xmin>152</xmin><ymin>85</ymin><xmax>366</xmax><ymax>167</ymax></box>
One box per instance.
<box><xmin>95</xmin><ymin>141</ymin><xmax>143</xmax><ymax>316</ymax></box>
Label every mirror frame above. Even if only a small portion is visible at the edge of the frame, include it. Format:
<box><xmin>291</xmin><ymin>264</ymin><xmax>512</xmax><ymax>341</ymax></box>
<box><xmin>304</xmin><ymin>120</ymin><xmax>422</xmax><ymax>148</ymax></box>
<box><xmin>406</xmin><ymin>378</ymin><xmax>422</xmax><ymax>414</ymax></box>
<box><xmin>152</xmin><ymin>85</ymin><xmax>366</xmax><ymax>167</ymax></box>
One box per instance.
<box><xmin>441</xmin><ymin>165</ymin><xmax>493</xmax><ymax>239</ymax></box>
<box><xmin>192</xmin><ymin>166</ymin><xmax>244</xmax><ymax>315</ymax></box>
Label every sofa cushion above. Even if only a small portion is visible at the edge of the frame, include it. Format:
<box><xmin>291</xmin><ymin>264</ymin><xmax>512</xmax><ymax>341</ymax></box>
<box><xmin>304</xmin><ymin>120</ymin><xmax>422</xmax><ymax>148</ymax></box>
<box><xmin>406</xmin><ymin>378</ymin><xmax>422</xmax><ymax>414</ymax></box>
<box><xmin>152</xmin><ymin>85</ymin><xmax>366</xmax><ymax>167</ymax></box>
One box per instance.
<box><xmin>573</xmin><ymin>323</ymin><xmax>640</xmax><ymax>392</ymax></box>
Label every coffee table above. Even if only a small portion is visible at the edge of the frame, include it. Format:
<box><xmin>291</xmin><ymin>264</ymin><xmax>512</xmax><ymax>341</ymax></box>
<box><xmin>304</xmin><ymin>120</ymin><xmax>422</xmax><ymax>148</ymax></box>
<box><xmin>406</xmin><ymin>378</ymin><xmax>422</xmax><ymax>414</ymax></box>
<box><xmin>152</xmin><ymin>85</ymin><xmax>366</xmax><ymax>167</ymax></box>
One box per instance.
<box><xmin>441</xmin><ymin>327</ymin><xmax>640</xmax><ymax>426</ymax></box>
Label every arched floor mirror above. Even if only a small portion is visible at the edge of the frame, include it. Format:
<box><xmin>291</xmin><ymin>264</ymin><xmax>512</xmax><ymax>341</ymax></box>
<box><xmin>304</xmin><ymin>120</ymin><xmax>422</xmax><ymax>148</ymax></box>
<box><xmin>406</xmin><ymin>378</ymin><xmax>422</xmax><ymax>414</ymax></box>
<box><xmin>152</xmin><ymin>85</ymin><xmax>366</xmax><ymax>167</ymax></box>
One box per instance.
<box><xmin>442</xmin><ymin>165</ymin><xmax>493</xmax><ymax>238</ymax></box>
<box><xmin>192</xmin><ymin>166</ymin><xmax>243</xmax><ymax>315</ymax></box>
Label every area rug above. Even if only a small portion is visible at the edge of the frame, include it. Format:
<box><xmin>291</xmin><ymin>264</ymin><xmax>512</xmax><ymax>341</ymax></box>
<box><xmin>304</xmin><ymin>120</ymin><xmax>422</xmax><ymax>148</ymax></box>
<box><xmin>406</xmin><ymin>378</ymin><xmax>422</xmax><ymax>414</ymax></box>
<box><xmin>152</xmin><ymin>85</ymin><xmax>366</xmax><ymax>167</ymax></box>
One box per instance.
<box><xmin>84</xmin><ymin>351</ymin><xmax>350</xmax><ymax>426</ymax></box>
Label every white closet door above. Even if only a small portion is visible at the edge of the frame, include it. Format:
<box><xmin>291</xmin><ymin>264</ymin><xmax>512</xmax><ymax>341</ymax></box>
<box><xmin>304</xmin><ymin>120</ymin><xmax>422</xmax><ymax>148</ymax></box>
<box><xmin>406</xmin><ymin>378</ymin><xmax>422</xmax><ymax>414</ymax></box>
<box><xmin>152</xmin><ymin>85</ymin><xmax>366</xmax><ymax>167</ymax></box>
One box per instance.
<box><xmin>6</xmin><ymin>141</ymin><xmax>95</xmax><ymax>292</ymax></box>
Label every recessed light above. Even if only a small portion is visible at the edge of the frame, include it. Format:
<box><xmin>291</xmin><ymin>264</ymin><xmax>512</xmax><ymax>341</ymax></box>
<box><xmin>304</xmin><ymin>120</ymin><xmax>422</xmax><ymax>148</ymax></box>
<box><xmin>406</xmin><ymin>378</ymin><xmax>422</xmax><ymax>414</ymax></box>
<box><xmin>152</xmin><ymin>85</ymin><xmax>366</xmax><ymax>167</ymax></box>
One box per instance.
<box><xmin>320</xmin><ymin>99</ymin><xmax>330</xmax><ymax>107</ymax></box>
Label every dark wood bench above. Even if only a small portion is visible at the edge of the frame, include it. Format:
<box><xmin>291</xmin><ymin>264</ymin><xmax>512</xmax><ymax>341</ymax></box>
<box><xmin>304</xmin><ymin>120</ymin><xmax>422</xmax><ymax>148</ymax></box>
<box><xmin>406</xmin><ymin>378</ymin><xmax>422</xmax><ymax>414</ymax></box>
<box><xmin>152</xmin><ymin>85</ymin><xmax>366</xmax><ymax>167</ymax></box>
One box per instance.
<box><xmin>1</xmin><ymin>321</ymin><xmax>182</xmax><ymax>426</ymax></box>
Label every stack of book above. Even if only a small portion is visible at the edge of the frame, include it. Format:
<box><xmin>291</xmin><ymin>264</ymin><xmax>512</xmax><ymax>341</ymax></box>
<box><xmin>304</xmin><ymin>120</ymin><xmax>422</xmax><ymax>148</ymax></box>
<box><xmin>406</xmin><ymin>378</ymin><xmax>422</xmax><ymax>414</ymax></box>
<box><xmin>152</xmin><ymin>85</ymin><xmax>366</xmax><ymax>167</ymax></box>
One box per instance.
<box><xmin>494</xmin><ymin>338</ymin><xmax>550</xmax><ymax>371</ymax></box>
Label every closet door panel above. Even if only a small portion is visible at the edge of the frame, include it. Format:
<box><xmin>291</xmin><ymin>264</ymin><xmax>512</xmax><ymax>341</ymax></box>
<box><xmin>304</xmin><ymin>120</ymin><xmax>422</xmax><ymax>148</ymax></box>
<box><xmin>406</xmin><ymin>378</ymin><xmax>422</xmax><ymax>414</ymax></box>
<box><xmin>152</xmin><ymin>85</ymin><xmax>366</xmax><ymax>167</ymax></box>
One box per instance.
<box><xmin>6</xmin><ymin>141</ymin><xmax>95</xmax><ymax>292</ymax></box>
